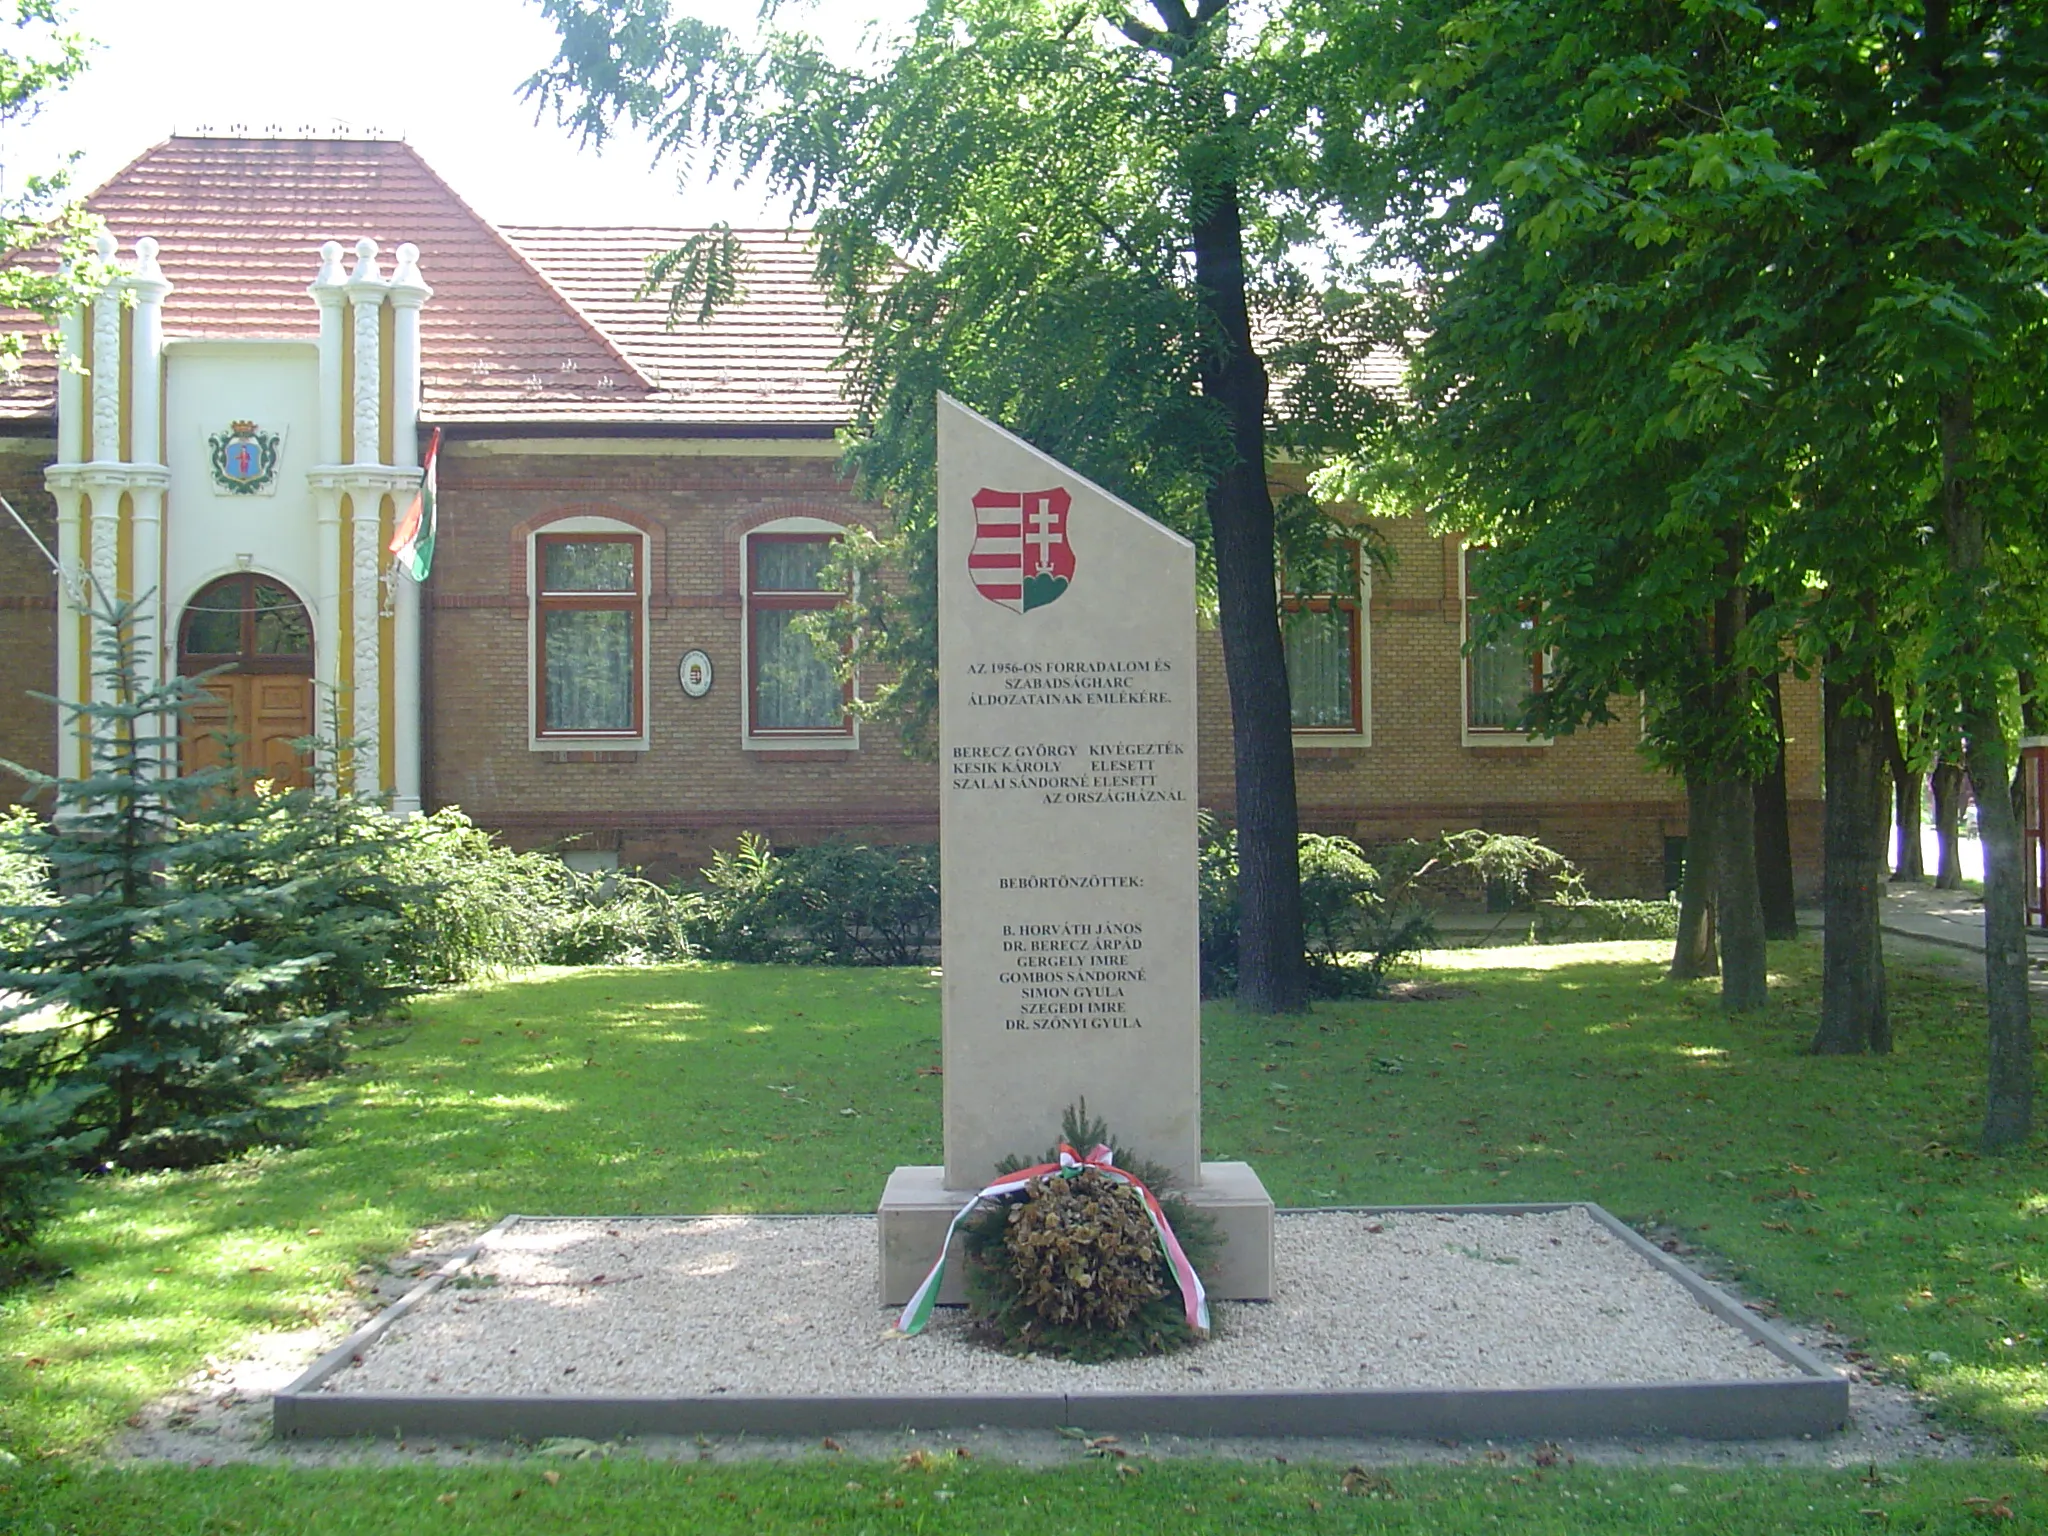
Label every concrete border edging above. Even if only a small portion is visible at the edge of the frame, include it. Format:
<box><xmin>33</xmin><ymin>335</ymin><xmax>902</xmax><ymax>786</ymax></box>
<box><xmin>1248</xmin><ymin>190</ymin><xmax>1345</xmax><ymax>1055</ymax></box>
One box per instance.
<box><xmin>274</xmin><ymin>1205</ymin><xmax>1848</xmax><ymax>1443</ymax></box>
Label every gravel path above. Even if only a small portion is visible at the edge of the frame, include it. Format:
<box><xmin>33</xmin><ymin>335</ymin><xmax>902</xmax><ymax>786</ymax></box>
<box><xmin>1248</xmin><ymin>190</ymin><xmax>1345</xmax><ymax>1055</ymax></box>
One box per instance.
<box><xmin>321</xmin><ymin>1208</ymin><xmax>1802</xmax><ymax>1399</ymax></box>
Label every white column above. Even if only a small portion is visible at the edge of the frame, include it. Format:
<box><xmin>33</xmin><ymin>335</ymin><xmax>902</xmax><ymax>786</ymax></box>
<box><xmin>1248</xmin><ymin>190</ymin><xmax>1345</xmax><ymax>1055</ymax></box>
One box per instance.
<box><xmin>308</xmin><ymin>241</ymin><xmax>348</xmax><ymax>773</ymax></box>
<box><xmin>85</xmin><ymin>236</ymin><xmax>124</xmax><ymax>731</ymax></box>
<box><xmin>386</xmin><ymin>242</ymin><xmax>430</xmax><ymax>816</ymax></box>
<box><xmin>343</xmin><ymin>239</ymin><xmax>387</xmax><ymax>791</ymax></box>
<box><xmin>88</xmin><ymin>233</ymin><xmax>120</xmax><ymax>469</ymax></box>
<box><xmin>52</xmin><ymin>303</ymin><xmax>85</xmax><ymax>776</ymax></box>
<box><xmin>127</xmin><ymin>237</ymin><xmax>170</xmax><ymax>680</ymax></box>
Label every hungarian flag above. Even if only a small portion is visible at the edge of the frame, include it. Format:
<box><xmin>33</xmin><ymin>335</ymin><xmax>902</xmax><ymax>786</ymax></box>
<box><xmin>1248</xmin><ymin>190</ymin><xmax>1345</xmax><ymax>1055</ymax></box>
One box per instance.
<box><xmin>389</xmin><ymin>428</ymin><xmax>441</xmax><ymax>581</ymax></box>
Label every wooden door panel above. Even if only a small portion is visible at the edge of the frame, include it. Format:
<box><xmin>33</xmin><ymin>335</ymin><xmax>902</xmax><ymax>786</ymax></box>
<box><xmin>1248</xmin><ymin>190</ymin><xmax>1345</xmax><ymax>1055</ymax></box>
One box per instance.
<box><xmin>180</xmin><ymin>674</ymin><xmax>314</xmax><ymax>790</ymax></box>
<box><xmin>251</xmin><ymin>677</ymin><xmax>314</xmax><ymax>789</ymax></box>
<box><xmin>182</xmin><ymin>676</ymin><xmax>246</xmax><ymax>781</ymax></box>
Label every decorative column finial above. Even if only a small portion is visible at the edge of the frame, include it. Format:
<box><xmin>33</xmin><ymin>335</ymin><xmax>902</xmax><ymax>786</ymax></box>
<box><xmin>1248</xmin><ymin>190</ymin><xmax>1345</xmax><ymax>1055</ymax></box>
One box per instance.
<box><xmin>314</xmin><ymin>239</ymin><xmax>346</xmax><ymax>289</ymax></box>
<box><xmin>348</xmin><ymin>236</ymin><xmax>383</xmax><ymax>285</ymax></box>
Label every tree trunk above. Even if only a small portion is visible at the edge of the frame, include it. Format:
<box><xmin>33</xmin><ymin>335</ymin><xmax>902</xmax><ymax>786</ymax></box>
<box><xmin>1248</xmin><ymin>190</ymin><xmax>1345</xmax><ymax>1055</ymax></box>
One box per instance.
<box><xmin>1755</xmin><ymin>671</ymin><xmax>1798</xmax><ymax>938</ymax></box>
<box><xmin>1671</xmin><ymin>774</ymin><xmax>1719</xmax><ymax>979</ymax></box>
<box><xmin>1716</xmin><ymin>775</ymin><xmax>1769</xmax><ymax>1012</ymax></box>
<box><xmin>1885</xmin><ymin>699</ymin><xmax>1925</xmax><ymax>882</ymax></box>
<box><xmin>1187</xmin><ymin>154</ymin><xmax>1305</xmax><ymax>1013</ymax></box>
<box><xmin>1814</xmin><ymin>667</ymin><xmax>1890</xmax><ymax>1053</ymax></box>
<box><xmin>1968</xmin><ymin>734</ymin><xmax>2032</xmax><ymax>1147</ymax></box>
<box><xmin>1939</xmin><ymin>382</ymin><xmax>2031</xmax><ymax>1148</ymax></box>
<box><xmin>1932</xmin><ymin>760</ymin><xmax>1967</xmax><ymax>888</ymax></box>
<box><xmin>1709</xmin><ymin>571</ymin><xmax>1767</xmax><ymax>1012</ymax></box>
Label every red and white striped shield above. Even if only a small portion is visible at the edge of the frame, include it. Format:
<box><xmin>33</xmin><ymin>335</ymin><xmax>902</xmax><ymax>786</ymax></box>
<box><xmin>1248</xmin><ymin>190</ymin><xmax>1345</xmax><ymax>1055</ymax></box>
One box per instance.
<box><xmin>968</xmin><ymin>487</ymin><xmax>1075</xmax><ymax>613</ymax></box>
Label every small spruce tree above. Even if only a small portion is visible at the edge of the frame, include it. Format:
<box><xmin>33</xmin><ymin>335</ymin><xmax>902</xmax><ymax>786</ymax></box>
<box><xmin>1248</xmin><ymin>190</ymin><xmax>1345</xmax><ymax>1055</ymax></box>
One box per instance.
<box><xmin>0</xmin><ymin>599</ymin><xmax>333</xmax><ymax>1171</ymax></box>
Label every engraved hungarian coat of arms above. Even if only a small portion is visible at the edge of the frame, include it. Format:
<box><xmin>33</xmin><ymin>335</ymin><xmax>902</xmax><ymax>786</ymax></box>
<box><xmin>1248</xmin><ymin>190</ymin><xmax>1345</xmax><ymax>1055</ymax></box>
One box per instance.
<box><xmin>207</xmin><ymin>420</ymin><xmax>282</xmax><ymax>495</ymax></box>
<box><xmin>969</xmin><ymin>486</ymin><xmax>1074</xmax><ymax>612</ymax></box>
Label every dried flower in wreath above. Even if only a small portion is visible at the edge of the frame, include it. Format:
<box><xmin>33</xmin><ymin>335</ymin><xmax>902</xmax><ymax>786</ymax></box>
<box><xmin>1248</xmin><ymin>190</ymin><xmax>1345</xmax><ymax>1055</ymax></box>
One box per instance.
<box><xmin>896</xmin><ymin>1101</ymin><xmax>1217</xmax><ymax>1362</ymax></box>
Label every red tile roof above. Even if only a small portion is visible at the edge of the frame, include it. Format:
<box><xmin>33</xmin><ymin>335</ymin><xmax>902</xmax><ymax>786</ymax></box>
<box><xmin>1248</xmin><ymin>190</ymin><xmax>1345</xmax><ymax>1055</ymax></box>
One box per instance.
<box><xmin>0</xmin><ymin>137</ymin><xmax>856</xmax><ymax>433</ymax></box>
<box><xmin>501</xmin><ymin>227</ymin><xmax>852</xmax><ymax>428</ymax></box>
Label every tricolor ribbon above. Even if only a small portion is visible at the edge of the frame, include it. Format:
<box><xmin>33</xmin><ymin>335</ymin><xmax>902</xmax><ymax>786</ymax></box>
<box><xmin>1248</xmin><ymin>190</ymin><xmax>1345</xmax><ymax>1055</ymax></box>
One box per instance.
<box><xmin>895</xmin><ymin>1142</ymin><xmax>1211</xmax><ymax>1338</ymax></box>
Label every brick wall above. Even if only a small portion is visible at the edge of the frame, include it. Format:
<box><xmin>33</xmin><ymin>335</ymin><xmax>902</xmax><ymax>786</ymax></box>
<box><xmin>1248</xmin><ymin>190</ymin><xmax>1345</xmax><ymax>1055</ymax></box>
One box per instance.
<box><xmin>0</xmin><ymin>439</ymin><xmax>60</xmax><ymax>800</ymax></box>
<box><xmin>425</xmin><ymin>444</ymin><xmax>941</xmax><ymax>876</ymax></box>
<box><xmin>0</xmin><ymin>433</ymin><xmax>1826</xmax><ymax>898</ymax></box>
<box><xmin>1193</xmin><ymin>513</ymin><xmax>1825</xmax><ymax>899</ymax></box>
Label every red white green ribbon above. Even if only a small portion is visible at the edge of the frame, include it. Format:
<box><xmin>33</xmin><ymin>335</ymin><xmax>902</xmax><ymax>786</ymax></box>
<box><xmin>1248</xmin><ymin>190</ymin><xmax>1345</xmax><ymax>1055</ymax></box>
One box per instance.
<box><xmin>894</xmin><ymin>1142</ymin><xmax>1211</xmax><ymax>1338</ymax></box>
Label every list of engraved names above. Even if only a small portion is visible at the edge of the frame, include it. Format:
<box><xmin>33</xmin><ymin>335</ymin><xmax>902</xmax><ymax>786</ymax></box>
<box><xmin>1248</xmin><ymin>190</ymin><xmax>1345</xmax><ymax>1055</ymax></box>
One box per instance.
<box><xmin>956</xmin><ymin>651</ymin><xmax>1190</xmax><ymax>1034</ymax></box>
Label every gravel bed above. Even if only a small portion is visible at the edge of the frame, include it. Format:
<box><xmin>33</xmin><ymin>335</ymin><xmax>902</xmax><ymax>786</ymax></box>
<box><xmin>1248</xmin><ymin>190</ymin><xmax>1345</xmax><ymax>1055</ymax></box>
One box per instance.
<box><xmin>320</xmin><ymin>1208</ymin><xmax>1803</xmax><ymax>1399</ymax></box>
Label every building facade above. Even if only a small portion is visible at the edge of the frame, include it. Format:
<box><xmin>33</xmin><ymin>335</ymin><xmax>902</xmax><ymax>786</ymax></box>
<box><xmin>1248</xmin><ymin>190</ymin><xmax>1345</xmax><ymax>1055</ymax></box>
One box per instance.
<box><xmin>0</xmin><ymin>136</ymin><xmax>1821</xmax><ymax>895</ymax></box>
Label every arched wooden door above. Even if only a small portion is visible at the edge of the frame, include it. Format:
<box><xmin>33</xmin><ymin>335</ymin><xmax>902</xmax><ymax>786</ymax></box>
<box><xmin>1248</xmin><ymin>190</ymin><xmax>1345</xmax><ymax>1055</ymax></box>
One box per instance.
<box><xmin>178</xmin><ymin>574</ymin><xmax>316</xmax><ymax>790</ymax></box>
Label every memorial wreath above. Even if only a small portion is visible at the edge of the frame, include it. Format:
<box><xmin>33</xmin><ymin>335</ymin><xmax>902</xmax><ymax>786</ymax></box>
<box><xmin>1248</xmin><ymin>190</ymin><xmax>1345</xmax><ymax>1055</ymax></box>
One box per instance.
<box><xmin>897</xmin><ymin>1103</ymin><xmax>1216</xmax><ymax>1360</ymax></box>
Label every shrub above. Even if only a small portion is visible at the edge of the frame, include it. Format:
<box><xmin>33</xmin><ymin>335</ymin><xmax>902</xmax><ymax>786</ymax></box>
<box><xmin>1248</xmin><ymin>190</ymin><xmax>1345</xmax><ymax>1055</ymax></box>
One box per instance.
<box><xmin>1199</xmin><ymin>818</ymin><xmax>1434</xmax><ymax>998</ymax></box>
<box><xmin>1379</xmin><ymin>829</ymin><xmax>1588</xmax><ymax>911</ymax></box>
<box><xmin>0</xmin><ymin>807</ymin><xmax>48</xmax><ymax>953</ymax></box>
<box><xmin>687</xmin><ymin>835</ymin><xmax>938</xmax><ymax>965</ymax></box>
<box><xmin>1533</xmin><ymin>896</ymin><xmax>1681</xmax><ymax>942</ymax></box>
<box><xmin>314</xmin><ymin>808</ymin><xmax>690</xmax><ymax>984</ymax></box>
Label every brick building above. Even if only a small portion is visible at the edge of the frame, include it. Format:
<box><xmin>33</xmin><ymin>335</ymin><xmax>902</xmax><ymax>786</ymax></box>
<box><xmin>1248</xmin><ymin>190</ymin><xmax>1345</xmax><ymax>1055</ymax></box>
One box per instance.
<box><xmin>0</xmin><ymin>136</ymin><xmax>1820</xmax><ymax>895</ymax></box>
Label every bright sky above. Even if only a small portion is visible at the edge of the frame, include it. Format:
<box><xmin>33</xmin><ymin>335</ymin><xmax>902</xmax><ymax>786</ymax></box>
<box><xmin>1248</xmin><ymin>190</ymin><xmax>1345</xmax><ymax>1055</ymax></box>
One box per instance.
<box><xmin>0</xmin><ymin>0</ymin><xmax>921</xmax><ymax>229</ymax></box>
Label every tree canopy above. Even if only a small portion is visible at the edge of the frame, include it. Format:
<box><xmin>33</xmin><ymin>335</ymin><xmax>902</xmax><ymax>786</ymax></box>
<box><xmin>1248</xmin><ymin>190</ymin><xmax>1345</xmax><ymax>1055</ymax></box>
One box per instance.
<box><xmin>0</xmin><ymin>0</ymin><xmax>101</xmax><ymax>372</ymax></box>
<box><xmin>530</xmin><ymin>0</ymin><xmax>1408</xmax><ymax>1010</ymax></box>
<box><xmin>1314</xmin><ymin>0</ymin><xmax>2048</xmax><ymax>1140</ymax></box>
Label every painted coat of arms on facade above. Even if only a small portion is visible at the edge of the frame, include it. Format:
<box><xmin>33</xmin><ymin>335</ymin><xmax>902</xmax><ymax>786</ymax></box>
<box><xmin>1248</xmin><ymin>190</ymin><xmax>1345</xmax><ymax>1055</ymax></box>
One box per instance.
<box><xmin>207</xmin><ymin>420</ymin><xmax>283</xmax><ymax>496</ymax></box>
<box><xmin>968</xmin><ymin>487</ymin><xmax>1074</xmax><ymax>612</ymax></box>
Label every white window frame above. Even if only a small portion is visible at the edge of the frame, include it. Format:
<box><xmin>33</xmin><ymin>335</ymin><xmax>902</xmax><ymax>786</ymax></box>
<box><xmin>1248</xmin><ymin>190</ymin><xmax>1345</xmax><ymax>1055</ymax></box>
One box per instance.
<box><xmin>741</xmin><ymin>515</ymin><xmax>859</xmax><ymax>752</ymax></box>
<box><xmin>1459</xmin><ymin>544</ymin><xmax>1550</xmax><ymax>748</ymax></box>
<box><xmin>1281</xmin><ymin>543</ymin><xmax>1371</xmax><ymax>747</ymax></box>
<box><xmin>526</xmin><ymin>514</ymin><xmax>651</xmax><ymax>752</ymax></box>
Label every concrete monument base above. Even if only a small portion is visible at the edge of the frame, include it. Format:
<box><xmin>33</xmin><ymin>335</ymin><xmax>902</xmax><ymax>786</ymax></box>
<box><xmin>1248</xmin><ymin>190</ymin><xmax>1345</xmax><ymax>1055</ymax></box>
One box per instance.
<box><xmin>876</xmin><ymin>1161</ymin><xmax>1276</xmax><ymax>1307</ymax></box>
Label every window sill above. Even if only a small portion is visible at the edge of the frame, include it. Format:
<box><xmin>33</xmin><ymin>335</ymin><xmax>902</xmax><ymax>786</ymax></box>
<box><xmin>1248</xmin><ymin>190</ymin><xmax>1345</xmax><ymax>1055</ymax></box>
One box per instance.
<box><xmin>529</xmin><ymin>738</ymin><xmax>650</xmax><ymax>758</ymax></box>
<box><xmin>1462</xmin><ymin>730</ymin><xmax>1550</xmax><ymax>750</ymax></box>
<box><xmin>1294</xmin><ymin>734</ymin><xmax>1370</xmax><ymax>756</ymax></box>
<box><xmin>744</xmin><ymin>734</ymin><xmax>858</xmax><ymax>754</ymax></box>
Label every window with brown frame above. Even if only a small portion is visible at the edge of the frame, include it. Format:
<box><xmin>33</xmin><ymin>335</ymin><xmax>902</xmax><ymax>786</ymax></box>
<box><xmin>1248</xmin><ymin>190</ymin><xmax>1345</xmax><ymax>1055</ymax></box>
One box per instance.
<box><xmin>1461</xmin><ymin>545</ymin><xmax>1546</xmax><ymax>733</ymax></box>
<box><xmin>1281</xmin><ymin>541</ymin><xmax>1365</xmax><ymax>735</ymax></box>
<box><xmin>535</xmin><ymin>533</ymin><xmax>642</xmax><ymax>738</ymax></box>
<box><xmin>747</xmin><ymin>532</ymin><xmax>851</xmax><ymax>738</ymax></box>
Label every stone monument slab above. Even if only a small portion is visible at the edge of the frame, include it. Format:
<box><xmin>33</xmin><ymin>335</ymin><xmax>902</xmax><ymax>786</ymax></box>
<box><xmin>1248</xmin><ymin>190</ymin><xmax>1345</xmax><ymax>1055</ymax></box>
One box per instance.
<box><xmin>877</xmin><ymin>395</ymin><xmax>1273</xmax><ymax>1303</ymax></box>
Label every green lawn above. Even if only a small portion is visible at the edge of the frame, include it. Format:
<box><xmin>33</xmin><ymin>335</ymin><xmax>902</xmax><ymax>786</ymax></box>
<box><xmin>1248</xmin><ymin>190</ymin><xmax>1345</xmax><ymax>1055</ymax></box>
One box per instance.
<box><xmin>3</xmin><ymin>939</ymin><xmax>2046</xmax><ymax>1533</ymax></box>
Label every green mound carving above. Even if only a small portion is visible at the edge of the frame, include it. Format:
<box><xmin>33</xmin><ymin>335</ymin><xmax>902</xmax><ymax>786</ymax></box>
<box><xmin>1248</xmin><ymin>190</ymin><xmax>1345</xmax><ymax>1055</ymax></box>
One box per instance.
<box><xmin>1021</xmin><ymin>572</ymin><xmax>1069</xmax><ymax>611</ymax></box>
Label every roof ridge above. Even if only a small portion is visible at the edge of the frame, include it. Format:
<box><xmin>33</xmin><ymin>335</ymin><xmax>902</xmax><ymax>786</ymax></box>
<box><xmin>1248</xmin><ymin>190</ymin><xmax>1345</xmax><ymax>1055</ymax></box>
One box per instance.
<box><xmin>389</xmin><ymin>143</ymin><xmax>656</xmax><ymax>394</ymax></box>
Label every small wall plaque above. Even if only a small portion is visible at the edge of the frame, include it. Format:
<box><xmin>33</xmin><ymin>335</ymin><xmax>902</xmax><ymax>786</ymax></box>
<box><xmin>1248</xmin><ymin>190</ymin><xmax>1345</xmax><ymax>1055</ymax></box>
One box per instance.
<box><xmin>679</xmin><ymin>650</ymin><xmax>713</xmax><ymax>698</ymax></box>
